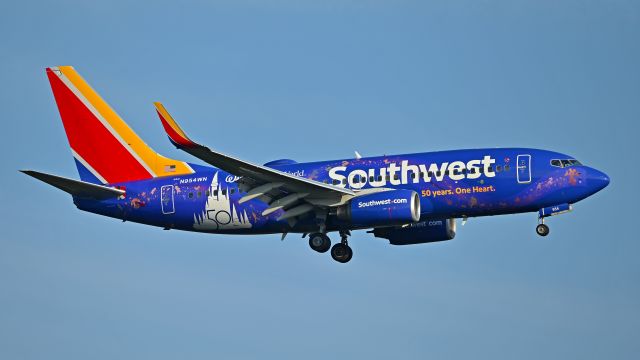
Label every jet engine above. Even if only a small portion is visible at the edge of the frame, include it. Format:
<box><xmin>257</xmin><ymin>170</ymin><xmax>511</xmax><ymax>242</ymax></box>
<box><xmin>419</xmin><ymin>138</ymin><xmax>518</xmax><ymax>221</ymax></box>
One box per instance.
<box><xmin>336</xmin><ymin>189</ymin><xmax>420</xmax><ymax>227</ymax></box>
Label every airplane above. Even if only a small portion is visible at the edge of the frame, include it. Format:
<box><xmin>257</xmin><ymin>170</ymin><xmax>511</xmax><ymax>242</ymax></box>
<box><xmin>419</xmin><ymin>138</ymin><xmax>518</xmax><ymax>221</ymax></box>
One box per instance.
<box><xmin>22</xmin><ymin>66</ymin><xmax>610</xmax><ymax>263</ymax></box>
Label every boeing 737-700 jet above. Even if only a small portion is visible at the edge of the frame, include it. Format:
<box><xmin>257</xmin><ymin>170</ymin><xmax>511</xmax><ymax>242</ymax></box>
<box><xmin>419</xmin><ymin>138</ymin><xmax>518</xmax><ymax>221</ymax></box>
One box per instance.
<box><xmin>22</xmin><ymin>66</ymin><xmax>610</xmax><ymax>263</ymax></box>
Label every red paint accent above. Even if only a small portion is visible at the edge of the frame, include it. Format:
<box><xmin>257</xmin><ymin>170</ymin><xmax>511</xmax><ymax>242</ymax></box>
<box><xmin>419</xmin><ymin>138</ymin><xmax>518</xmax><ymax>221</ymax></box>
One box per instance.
<box><xmin>47</xmin><ymin>69</ymin><xmax>153</xmax><ymax>183</ymax></box>
<box><xmin>156</xmin><ymin>110</ymin><xmax>196</xmax><ymax>148</ymax></box>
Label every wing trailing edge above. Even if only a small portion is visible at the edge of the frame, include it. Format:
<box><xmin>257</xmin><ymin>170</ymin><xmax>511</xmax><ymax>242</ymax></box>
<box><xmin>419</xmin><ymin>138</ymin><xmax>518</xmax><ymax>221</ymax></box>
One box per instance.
<box><xmin>152</xmin><ymin>102</ymin><xmax>355</xmax><ymax>199</ymax></box>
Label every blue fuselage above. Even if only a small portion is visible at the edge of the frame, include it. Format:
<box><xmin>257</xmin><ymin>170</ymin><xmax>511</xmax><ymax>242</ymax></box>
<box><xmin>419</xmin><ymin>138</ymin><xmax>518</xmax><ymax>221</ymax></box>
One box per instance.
<box><xmin>74</xmin><ymin>148</ymin><xmax>609</xmax><ymax>234</ymax></box>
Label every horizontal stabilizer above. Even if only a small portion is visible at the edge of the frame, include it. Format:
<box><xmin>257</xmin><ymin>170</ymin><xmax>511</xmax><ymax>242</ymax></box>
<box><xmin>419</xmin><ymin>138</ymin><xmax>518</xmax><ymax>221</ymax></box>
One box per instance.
<box><xmin>20</xmin><ymin>170</ymin><xmax>125</xmax><ymax>200</ymax></box>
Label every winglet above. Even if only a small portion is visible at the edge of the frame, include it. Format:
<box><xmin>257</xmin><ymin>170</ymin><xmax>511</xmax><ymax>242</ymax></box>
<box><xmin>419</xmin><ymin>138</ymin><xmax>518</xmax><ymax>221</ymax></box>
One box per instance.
<box><xmin>154</xmin><ymin>102</ymin><xmax>198</xmax><ymax>149</ymax></box>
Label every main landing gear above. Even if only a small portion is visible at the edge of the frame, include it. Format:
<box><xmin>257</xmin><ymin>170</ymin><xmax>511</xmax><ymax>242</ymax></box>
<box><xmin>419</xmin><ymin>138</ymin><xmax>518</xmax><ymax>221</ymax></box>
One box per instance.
<box><xmin>536</xmin><ymin>219</ymin><xmax>550</xmax><ymax>237</ymax></box>
<box><xmin>308</xmin><ymin>233</ymin><xmax>331</xmax><ymax>253</ymax></box>
<box><xmin>307</xmin><ymin>230</ymin><xmax>353</xmax><ymax>263</ymax></box>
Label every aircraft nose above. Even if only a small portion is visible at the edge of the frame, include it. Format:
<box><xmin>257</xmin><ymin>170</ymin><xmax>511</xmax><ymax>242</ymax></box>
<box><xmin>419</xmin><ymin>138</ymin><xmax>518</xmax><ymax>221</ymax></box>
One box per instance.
<box><xmin>589</xmin><ymin>168</ymin><xmax>610</xmax><ymax>192</ymax></box>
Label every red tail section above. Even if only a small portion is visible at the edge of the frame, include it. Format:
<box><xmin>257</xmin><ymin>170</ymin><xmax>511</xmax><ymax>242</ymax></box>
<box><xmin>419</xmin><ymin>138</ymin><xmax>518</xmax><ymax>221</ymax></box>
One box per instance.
<box><xmin>46</xmin><ymin>66</ymin><xmax>194</xmax><ymax>184</ymax></box>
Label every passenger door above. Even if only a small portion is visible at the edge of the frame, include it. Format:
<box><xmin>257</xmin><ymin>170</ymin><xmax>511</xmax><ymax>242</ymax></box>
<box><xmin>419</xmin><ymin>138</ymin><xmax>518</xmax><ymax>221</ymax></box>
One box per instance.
<box><xmin>517</xmin><ymin>154</ymin><xmax>531</xmax><ymax>184</ymax></box>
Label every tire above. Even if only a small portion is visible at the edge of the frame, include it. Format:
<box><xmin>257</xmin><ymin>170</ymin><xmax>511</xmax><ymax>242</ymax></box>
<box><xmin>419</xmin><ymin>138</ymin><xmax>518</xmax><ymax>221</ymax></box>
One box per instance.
<box><xmin>536</xmin><ymin>224</ymin><xmax>550</xmax><ymax>237</ymax></box>
<box><xmin>309</xmin><ymin>233</ymin><xmax>331</xmax><ymax>253</ymax></box>
<box><xmin>343</xmin><ymin>246</ymin><xmax>353</xmax><ymax>263</ymax></box>
<box><xmin>331</xmin><ymin>243</ymin><xmax>353</xmax><ymax>263</ymax></box>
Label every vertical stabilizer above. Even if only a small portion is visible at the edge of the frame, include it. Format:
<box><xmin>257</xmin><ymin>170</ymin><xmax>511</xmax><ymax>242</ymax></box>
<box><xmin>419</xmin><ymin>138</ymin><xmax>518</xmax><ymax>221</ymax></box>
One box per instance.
<box><xmin>46</xmin><ymin>66</ymin><xmax>194</xmax><ymax>184</ymax></box>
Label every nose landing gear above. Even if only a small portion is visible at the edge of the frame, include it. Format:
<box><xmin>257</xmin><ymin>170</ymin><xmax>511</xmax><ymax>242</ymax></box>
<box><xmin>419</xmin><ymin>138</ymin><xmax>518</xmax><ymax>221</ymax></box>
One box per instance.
<box><xmin>536</xmin><ymin>214</ymin><xmax>550</xmax><ymax>236</ymax></box>
<box><xmin>536</xmin><ymin>222</ymin><xmax>550</xmax><ymax>237</ymax></box>
<box><xmin>536</xmin><ymin>203</ymin><xmax>573</xmax><ymax>236</ymax></box>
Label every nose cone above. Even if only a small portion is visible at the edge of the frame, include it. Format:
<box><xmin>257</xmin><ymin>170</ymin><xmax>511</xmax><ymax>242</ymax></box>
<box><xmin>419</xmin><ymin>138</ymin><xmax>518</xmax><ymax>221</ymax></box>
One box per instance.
<box><xmin>589</xmin><ymin>168</ymin><xmax>610</xmax><ymax>193</ymax></box>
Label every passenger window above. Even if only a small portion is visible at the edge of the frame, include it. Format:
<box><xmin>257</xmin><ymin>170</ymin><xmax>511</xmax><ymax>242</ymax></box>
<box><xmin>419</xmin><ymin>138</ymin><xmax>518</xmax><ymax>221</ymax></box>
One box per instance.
<box><xmin>197</xmin><ymin>191</ymin><xmax>202</xmax><ymax>197</ymax></box>
<box><xmin>369</xmin><ymin>176</ymin><xmax>375</xmax><ymax>182</ymax></box>
<box><xmin>188</xmin><ymin>192</ymin><xmax>194</xmax><ymax>199</ymax></box>
<box><xmin>222</xmin><ymin>189</ymin><xmax>227</xmax><ymax>196</ymax></box>
<box><xmin>496</xmin><ymin>165</ymin><xmax>502</xmax><ymax>172</ymax></box>
<box><xmin>436</xmin><ymin>171</ymin><xmax>441</xmax><ymax>177</ymax></box>
<box><xmin>342</xmin><ymin>179</ymin><xmax>347</xmax><ymax>185</ymax></box>
<box><xmin>230</xmin><ymin>188</ymin><xmax>235</xmax><ymax>194</ymax></box>
<box><xmin>205</xmin><ymin>190</ymin><xmax>210</xmax><ymax>196</ymax></box>
<box><xmin>488</xmin><ymin>166</ymin><xmax>493</xmax><ymax>172</ymax></box>
<box><xmin>504</xmin><ymin>165</ymin><xmax>510</xmax><ymax>171</ymax></box>
<box><xmin>377</xmin><ymin>175</ymin><xmax>382</xmax><ymax>181</ymax></box>
<box><xmin>332</xmin><ymin>179</ymin><xmax>339</xmax><ymax>185</ymax></box>
<box><xmin>213</xmin><ymin>190</ymin><xmax>218</xmax><ymax>196</ymax></box>
<box><xmin>393</xmin><ymin>174</ymin><xmax>399</xmax><ymax>180</ymax></box>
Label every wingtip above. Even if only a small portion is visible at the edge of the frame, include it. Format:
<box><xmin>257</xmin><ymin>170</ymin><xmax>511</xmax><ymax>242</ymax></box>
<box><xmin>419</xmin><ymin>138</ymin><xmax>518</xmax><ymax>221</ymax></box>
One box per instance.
<box><xmin>153</xmin><ymin>103</ymin><xmax>197</xmax><ymax>148</ymax></box>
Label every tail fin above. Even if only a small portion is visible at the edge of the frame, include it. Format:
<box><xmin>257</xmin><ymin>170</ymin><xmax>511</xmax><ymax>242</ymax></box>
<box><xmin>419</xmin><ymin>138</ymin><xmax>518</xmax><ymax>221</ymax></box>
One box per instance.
<box><xmin>46</xmin><ymin>66</ymin><xmax>194</xmax><ymax>184</ymax></box>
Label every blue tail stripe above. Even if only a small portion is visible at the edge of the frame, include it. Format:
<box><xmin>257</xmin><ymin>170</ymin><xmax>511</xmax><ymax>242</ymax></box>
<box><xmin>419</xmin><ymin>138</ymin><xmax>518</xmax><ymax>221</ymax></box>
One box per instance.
<box><xmin>74</xmin><ymin>158</ymin><xmax>103</xmax><ymax>184</ymax></box>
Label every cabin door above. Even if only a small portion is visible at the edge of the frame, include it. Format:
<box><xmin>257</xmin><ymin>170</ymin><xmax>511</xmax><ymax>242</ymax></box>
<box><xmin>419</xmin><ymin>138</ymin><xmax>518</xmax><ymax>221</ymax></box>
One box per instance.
<box><xmin>516</xmin><ymin>154</ymin><xmax>531</xmax><ymax>184</ymax></box>
<box><xmin>161</xmin><ymin>185</ymin><xmax>175</xmax><ymax>214</ymax></box>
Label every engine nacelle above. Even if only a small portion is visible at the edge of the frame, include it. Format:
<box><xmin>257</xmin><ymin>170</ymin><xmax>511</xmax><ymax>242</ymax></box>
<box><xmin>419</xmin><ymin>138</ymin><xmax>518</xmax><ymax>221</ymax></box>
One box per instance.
<box><xmin>337</xmin><ymin>189</ymin><xmax>420</xmax><ymax>227</ymax></box>
<box><xmin>371</xmin><ymin>219</ymin><xmax>456</xmax><ymax>245</ymax></box>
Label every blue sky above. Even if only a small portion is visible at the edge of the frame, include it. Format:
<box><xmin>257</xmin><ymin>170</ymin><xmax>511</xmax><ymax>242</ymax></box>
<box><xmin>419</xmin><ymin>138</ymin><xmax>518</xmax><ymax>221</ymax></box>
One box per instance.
<box><xmin>1</xmin><ymin>1</ymin><xmax>638</xmax><ymax>359</ymax></box>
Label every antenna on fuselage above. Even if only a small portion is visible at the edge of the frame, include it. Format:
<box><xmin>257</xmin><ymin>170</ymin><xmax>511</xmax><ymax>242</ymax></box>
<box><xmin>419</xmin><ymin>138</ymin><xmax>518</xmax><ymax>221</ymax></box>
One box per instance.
<box><xmin>354</xmin><ymin>151</ymin><xmax>362</xmax><ymax>160</ymax></box>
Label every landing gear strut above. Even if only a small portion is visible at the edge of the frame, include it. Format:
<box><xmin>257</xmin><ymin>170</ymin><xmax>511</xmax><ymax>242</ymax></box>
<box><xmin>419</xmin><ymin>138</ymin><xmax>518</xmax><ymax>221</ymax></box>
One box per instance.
<box><xmin>536</xmin><ymin>219</ymin><xmax>550</xmax><ymax>237</ymax></box>
<box><xmin>330</xmin><ymin>231</ymin><xmax>353</xmax><ymax>263</ymax></box>
<box><xmin>308</xmin><ymin>233</ymin><xmax>331</xmax><ymax>253</ymax></box>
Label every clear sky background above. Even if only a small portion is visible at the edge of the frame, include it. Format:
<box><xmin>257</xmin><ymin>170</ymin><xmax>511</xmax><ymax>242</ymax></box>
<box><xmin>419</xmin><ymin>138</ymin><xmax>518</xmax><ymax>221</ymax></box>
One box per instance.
<box><xmin>1</xmin><ymin>1</ymin><xmax>638</xmax><ymax>359</ymax></box>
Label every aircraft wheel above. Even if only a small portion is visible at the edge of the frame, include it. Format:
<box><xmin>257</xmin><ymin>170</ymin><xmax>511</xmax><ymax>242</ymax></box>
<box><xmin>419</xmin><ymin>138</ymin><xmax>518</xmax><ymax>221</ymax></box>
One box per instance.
<box><xmin>331</xmin><ymin>243</ymin><xmax>353</xmax><ymax>263</ymax></box>
<box><xmin>309</xmin><ymin>233</ymin><xmax>331</xmax><ymax>253</ymax></box>
<box><xmin>536</xmin><ymin>223</ymin><xmax>550</xmax><ymax>237</ymax></box>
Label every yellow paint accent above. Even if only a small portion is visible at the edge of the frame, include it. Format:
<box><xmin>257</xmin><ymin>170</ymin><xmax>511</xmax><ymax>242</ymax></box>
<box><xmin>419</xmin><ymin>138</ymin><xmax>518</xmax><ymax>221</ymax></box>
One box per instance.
<box><xmin>153</xmin><ymin>102</ymin><xmax>191</xmax><ymax>142</ymax></box>
<box><xmin>57</xmin><ymin>66</ymin><xmax>194</xmax><ymax>177</ymax></box>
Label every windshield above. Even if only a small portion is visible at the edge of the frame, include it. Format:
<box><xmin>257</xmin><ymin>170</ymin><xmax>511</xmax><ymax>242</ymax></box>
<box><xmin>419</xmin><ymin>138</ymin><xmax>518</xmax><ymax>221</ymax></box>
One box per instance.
<box><xmin>551</xmin><ymin>159</ymin><xmax>582</xmax><ymax>168</ymax></box>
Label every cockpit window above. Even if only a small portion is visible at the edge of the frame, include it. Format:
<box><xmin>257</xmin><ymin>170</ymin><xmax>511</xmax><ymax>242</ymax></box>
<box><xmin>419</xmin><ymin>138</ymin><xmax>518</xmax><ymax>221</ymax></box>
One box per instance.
<box><xmin>551</xmin><ymin>159</ymin><xmax>582</xmax><ymax>168</ymax></box>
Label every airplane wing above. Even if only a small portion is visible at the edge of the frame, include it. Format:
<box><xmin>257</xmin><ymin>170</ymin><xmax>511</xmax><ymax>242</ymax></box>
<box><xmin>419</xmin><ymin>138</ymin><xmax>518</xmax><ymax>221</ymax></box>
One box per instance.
<box><xmin>154</xmin><ymin>103</ymin><xmax>356</xmax><ymax>222</ymax></box>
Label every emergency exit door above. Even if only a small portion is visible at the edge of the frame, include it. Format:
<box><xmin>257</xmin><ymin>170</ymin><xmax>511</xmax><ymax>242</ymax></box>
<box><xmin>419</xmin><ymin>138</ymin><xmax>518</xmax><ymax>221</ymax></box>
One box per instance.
<box><xmin>161</xmin><ymin>185</ymin><xmax>175</xmax><ymax>214</ymax></box>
